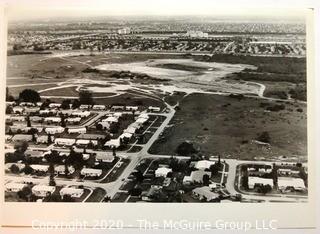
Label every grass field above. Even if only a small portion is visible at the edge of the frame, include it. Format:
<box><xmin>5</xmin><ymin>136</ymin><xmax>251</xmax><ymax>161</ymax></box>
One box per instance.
<box><xmin>149</xmin><ymin>93</ymin><xmax>307</xmax><ymax>160</ymax></box>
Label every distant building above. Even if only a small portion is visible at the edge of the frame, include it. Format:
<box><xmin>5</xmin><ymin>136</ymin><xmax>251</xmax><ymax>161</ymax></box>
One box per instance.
<box><xmin>118</xmin><ymin>27</ymin><xmax>131</xmax><ymax>35</ymax></box>
<box><xmin>92</xmin><ymin>105</ymin><xmax>105</xmax><ymax>110</ymax></box>
<box><xmin>186</xmin><ymin>31</ymin><xmax>209</xmax><ymax>38</ymax></box>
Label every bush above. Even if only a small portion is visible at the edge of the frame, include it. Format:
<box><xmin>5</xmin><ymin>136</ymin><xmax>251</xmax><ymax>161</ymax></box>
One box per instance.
<box><xmin>256</xmin><ymin>131</ymin><xmax>271</xmax><ymax>143</ymax></box>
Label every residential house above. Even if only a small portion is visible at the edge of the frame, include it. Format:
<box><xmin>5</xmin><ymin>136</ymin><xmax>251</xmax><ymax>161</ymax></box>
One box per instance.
<box><xmin>45</xmin><ymin>127</ymin><xmax>65</xmax><ymax>134</ymax></box>
<box><xmin>44</xmin><ymin>117</ymin><xmax>61</xmax><ymax>124</ymax></box>
<box><xmin>12</xmin><ymin>106</ymin><xmax>24</xmax><ymax>114</ymax></box>
<box><xmin>95</xmin><ymin>151</ymin><xmax>115</xmax><ymax>163</ymax></box>
<box><xmin>278</xmin><ymin>177</ymin><xmax>306</xmax><ymax>191</ymax></box>
<box><xmin>60</xmin><ymin>187</ymin><xmax>84</xmax><ymax>198</ymax></box>
<box><xmin>68</xmin><ymin>127</ymin><xmax>87</xmax><ymax>134</ymax></box>
<box><xmin>248</xmin><ymin>177</ymin><xmax>274</xmax><ymax>189</ymax></box>
<box><xmin>192</xmin><ymin>186</ymin><xmax>219</xmax><ymax>201</ymax></box>
<box><xmin>104</xmin><ymin>138</ymin><xmax>121</xmax><ymax>149</ymax></box>
<box><xmin>30</xmin><ymin>164</ymin><xmax>49</xmax><ymax>173</ymax></box>
<box><xmin>155</xmin><ymin>167</ymin><xmax>172</xmax><ymax>177</ymax></box>
<box><xmin>194</xmin><ymin>160</ymin><xmax>215</xmax><ymax>170</ymax></box>
<box><xmin>5</xmin><ymin>183</ymin><xmax>27</xmax><ymax>193</ymax></box>
<box><xmin>55</xmin><ymin>165</ymin><xmax>75</xmax><ymax>175</ymax></box>
<box><xmin>80</xmin><ymin>168</ymin><xmax>102</xmax><ymax>177</ymax></box>
<box><xmin>55</xmin><ymin>138</ymin><xmax>76</xmax><ymax>146</ymax></box>
<box><xmin>12</xmin><ymin>134</ymin><xmax>33</xmax><ymax>142</ymax></box>
<box><xmin>92</xmin><ymin>105</ymin><xmax>105</xmax><ymax>110</ymax></box>
<box><xmin>32</xmin><ymin>185</ymin><xmax>56</xmax><ymax>197</ymax></box>
<box><xmin>183</xmin><ymin>170</ymin><xmax>212</xmax><ymax>184</ymax></box>
<box><xmin>148</xmin><ymin>106</ymin><xmax>161</xmax><ymax>112</ymax></box>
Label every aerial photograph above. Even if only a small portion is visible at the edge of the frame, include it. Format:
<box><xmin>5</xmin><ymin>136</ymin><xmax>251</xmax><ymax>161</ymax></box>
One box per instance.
<box><xmin>4</xmin><ymin>7</ymin><xmax>308</xmax><ymax>203</ymax></box>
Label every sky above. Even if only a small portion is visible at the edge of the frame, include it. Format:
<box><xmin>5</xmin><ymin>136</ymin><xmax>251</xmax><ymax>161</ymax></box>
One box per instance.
<box><xmin>5</xmin><ymin>0</ymin><xmax>310</xmax><ymax>22</ymax></box>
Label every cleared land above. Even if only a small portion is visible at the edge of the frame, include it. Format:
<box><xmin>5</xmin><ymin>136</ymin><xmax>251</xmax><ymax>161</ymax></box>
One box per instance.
<box><xmin>149</xmin><ymin>93</ymin><xmax>307</xmax><ymax>160</ymax></box>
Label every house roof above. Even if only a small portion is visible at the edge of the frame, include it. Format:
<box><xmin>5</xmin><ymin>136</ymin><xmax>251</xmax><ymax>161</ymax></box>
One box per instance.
<box><xmin>77</xmin><ymin>133</ymin><xmax>106</xmax><ymax>140</ymax></box>
<box><xmin>155</xmin><ymin>167</ymin><xmax>172</xmax><ymax>176</ymax></box>
<box><xmin>103</xmin><ymin>116</ymin><xmax>118</xmax><ymax>122</ymax></box>
<box><xmin>192</xmin><ymin>186</ymin><xmax>219</xmax><ymax>200</ymax></box>
<box><xmin>194</xmin><ymin>160</ymin><xmax>215</xmax><ymax>170</ymax></box>
<box><xmin>120</xmin><ymin>132</ymin><xmax>133</xmax><ymax>139</ymax></box>
<box><xmin>30</xmin><ymin>164</ymin><xmax>49</xmax><ymax>171</ymax></box>
<box><xmin>5</xmin><ymin>183</ymin><xmax>27</xmax><ymax>190</ymax></box>
<box><xmin>138</xmin><ymin>113</ymin><xmax>149</xmax><ymax>119</ymax></box>
<box><xmin>104</xmin><ymin>138</ymin><xmax>120</xmax><ymax>147</ymax></box>
<box><xmin>60</xmin><ymin>187</ymin><xmax>84</xmax><ymax>195</ymax></box>
<box><xmin>278</xmin><ymin>177</ymin><xmax>305</xmax><ymax>189</ymax></box>
<box><xmin>248</xmin><ymin>177</ymin><xmax>273</xmax><ymax>187</ymax></box>
<box><xmin>136</xmin><ymin>118</ymin><xmax>148</xmax><ymax>124</ymax></box>
<box><xmin>32</xmin><ymin>185</ymin><xmax>55</xmax><ymax>193</ymax></box>
<box><xmin>12</xmin><ymin>134</ymin><xmax>33</xmax><ymax>141</ymax></box>
<box><xmin>81</xmin><ymin>168</ymin><xmax>102</xmax><ymax>175</ymax></box>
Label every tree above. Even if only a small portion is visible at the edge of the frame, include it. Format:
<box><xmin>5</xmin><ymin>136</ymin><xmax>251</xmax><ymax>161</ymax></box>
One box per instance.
<box><xmin>71</xmin><ymin>99</ymin><xmax>81</xmax><ymax>109</ymax></box>
<box><xmin>40</xmin><ymin>99</ymin><xmax>51</xmax><ymax>110</ymax></box>
<box><xmin>133</xmin><ymin>170</ymin><xmax>144</xmax><ymax>183</ymax></box>
<box><xmin>14</xmin><ymin>141</ymin><xmax>29</xmax><ymax>153</ymax></box>
<box><xmin>10</xmin><ymin>164</ymin><xmax>20</xmax><ymax>174</ymax></box>
<box><xmin>175</xmin><ymin>141</ymin><xmax>198</xmax><ymax>156</ymax></box>
<box><xmin>6</xmin><ymin>105</ymin><xmax>13</xmax><ymax>114</ymax></box>
<box><xmin>61</xmin><ymin>99</ymin><xmax>71</xmax><ymax>109</ymax></box>
<box><xmin>129</xmin><ymin>188</ymin><xmax>142</xmax><ymax>196</ymax></box>
<box><xmin>258</xmin><ymin>184</ymin><xmax>272</xmax><ymax>194</ymax></box>
<box><xmin>6</xmin><ymin>87</ymin><xmax>15</xmax><ymax>101</ymax></box>
<box><xmin>60</xmin><ymin>114</ymin><xmax>66</xmax><ymax>127</ymax></box>
<box><xmin>47</xmin><ymin>133</ymin><xmax>53</xmax><ymax>145</ymax></box>
<box><xmin>79</xmin><ymin>90</ymin><xmax>94</xmax><ymax>105</ymax></box>
<box><xmin>62</xmin><ymin>194</ymin><xmax>74</xmax><ymax>202</ymax></box>
<box><xmin>23</xmin><ymin>164</ymin><xmax>34</xmax><ymax>175</ymax></box>
<box><xmin>256</xmin><ymin>131</ymin><xmax>271</xmax><ymax>143</ymax></box>
<box><xmin>48</xmin><ymin>163</ymin><xmax>56</xmax><ymax>186</ymax></box>
<box><xmin>19</xmin><ymin>89</ymin><xmax>41</xmax><ymax>103</ymax></box>
<box><xmin>26</xmin><ymin>115</ymin><xmax>31</xmax><ymax>127</ymax></box>
<box><xmin>209</xmin><ymin>163</ymin><xmax>220</xmax><ymax>176</ymax></box>
<box><xmin>17</xmin><ymin>186</ymin><xmax>32</xmax><ymax>201</ymax></box>
<box><xmin>202</xmin><ymin>174</ymin><xmax>210</xmax><ymax>186</ymax></box>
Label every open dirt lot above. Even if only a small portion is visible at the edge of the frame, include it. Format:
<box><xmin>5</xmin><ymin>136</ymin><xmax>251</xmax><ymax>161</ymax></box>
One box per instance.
<box><xmin>149</xmin><ymin>93</ymin><xmax>307</xmax><ymax>161</ymax></box>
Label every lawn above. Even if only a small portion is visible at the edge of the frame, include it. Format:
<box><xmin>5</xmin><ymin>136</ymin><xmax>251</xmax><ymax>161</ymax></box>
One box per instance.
<box><xmin>85</xmin><ymin>187</ymin><xmax>106</xmax><ymax>202</ymax></box>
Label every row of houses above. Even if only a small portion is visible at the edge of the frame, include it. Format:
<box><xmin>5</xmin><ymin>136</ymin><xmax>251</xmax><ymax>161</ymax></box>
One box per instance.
<box><xmin>248</xmin><ymin>176</ymin><xmax>306</xmax><ymax>191</ymax></box>
<box><xmin>5</xmin><ymin>183</ymin><xmax>84</xmax><ymax>198</ymax></box>
<box><xmin>103</xmin><ymin>113</ymin><xmax>150</xmax><ymax>149</ymax></box>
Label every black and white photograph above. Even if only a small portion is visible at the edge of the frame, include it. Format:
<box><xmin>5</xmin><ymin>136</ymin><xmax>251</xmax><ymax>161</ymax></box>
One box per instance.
<box><xmin>0</xmin><ymin>0</ymin><xmax>319</xmax><ymax>233</ymax></box>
